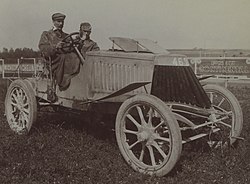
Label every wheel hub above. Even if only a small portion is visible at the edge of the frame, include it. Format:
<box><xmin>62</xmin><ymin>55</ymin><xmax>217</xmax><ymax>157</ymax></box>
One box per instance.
<box><xmin>137</xmin><ymin>126</ymin><xmax>156</xmax><ymax>145</ymax></box>
<box><xmin>17</xmin><ymin>103</ymin><xmax>22</xmax><ymax>110</ymax></box>
<box><xmin>15</xmin><ymin>105</ymin><xmax>23</xmax><ymax>115</ymax></box>
<box><xmin>15</xmin><ymin>97</ymin><xmax>26</xmax><ymax>112</ymax></box>
<box><xmin>138</xmin><ymin>131</ymin><xmax>150</xmax><ymax>141</ymax></box>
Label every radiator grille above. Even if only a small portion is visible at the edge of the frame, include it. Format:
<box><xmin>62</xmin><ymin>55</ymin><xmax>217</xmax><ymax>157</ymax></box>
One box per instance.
<box><xmin>151</xmin><ymin>66</ymin><xmax>211</xmax><ymax>108</ymax></box>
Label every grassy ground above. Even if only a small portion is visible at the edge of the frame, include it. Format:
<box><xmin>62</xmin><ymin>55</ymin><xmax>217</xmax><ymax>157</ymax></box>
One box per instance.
<box><xmin>0</xmin><ymin>79</ymin><xmax>250</xmax><ymax>184</ymax></box>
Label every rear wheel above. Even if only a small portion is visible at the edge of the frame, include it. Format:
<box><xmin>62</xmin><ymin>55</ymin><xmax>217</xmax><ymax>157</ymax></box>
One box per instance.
<box><xmin>115</xmin><ymin>94</ymin><xmax>182</xmax><ymax>176</ymax></box>
<box><xmin>5</xmin><ymin>80</ymin><xmax>37</xmax><ymax>134</ymax></box>
<box><xmin>204</xmin><ymin>84</ymin><xmax>243</xmax><ymax>146</ymax></box>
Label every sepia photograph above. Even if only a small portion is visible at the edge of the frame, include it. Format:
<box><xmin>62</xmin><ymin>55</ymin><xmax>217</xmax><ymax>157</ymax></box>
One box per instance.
<box><xmin>0</xmin><ymin>0</ymin><xmax>250</xmax><ymax>183</ymax></box>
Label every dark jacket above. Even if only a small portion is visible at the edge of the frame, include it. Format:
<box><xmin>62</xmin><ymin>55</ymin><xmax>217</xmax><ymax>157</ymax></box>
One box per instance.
<box><xmin>38</xmin><ymin>29</ymin><xmax>68</xmax><ymax>58</ymax></box>
<box><xmin>38</xmin><ymin>29</ymin><xmax>80</xmax><ymax>91</ymax></box>
<box><xmin>79</xmin><ymin>39</ymin><xmax>100</xmax><ymax>58</ymax></box>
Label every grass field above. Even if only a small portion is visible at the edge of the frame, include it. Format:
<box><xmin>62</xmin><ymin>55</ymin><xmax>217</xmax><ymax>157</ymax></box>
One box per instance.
<box><xmin>0</xmin><ymin>79</ymin><xmax>250</xmax><ymax>183</ymax></box>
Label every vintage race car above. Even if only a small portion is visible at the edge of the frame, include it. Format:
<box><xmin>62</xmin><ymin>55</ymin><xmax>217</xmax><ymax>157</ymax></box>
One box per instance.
<box><xmin>5</xmin><ymin>33</ymin><xmax>243</xmax><ymax>176</ymax></box>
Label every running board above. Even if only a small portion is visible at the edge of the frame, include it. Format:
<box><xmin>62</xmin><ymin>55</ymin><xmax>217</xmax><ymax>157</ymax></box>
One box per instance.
<box><xmin>182</xmin><ymin>128</ymin><xmax>220</xmax><ymax>144</ymax></box>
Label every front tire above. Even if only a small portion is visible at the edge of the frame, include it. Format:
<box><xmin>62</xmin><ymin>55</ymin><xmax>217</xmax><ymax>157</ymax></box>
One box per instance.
<box><xmin>115</xmin><ymin>94</ymin><xmax>182</xmax><ymax>176</ymax></box>
<box><xmin>5</xmin><ymin>79</ymin><xmax>37</xmax><ymax>134</ymax></box>
<box><xmin>203</xmin><ymin>84</ymin><xmax>243</xmax><ymax>145</ymax></box>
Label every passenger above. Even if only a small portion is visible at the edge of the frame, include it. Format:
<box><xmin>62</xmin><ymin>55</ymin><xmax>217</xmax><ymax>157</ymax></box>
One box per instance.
<box><xmin>78</xmin><ymin>22</ymin><xmax>100</xmax><ymax>58</ymax></box>
<box><xmin>38</xmin><ymin>13</ymin><xmax>81</xmax><ymax>91</ymax></box>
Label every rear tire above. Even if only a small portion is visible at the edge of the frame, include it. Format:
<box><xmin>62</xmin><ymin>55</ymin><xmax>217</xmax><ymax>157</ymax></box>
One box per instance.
<box><xmin>5</xmin><ymin>80</ymin><xmax>37</xmax><ymax>134</ymax></box>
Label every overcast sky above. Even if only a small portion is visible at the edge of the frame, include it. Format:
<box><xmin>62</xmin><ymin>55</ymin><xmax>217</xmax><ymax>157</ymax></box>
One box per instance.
<box><xmin>0</xmin><ymin>0</ymin><xmax>249</xmax><ymax>50</ymax></box>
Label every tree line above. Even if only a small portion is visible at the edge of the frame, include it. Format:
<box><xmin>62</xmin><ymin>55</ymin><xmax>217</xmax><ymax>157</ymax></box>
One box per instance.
<box><xmin>0</xmin><ymin>48</ymin><xmax>40</xmax><ymax>59</ymax></box>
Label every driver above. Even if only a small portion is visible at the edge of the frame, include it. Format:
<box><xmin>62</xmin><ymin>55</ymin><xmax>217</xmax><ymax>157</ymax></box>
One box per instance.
<box><xmin>38</xmin><ymin>13</ymin><xmax>68</xmax><ymax>56</ymax></box>
<box><xmin>38</xmin><ymin>13</ymin><xmax>81</xmax><ymax>91</ymax></box>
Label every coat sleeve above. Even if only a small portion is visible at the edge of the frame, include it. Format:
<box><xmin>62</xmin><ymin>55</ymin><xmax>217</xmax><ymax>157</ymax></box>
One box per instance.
<box><xmin>79</xmin><ymin>40</ymin><xmax>100</xmax><ymax>58</ymax></box>
<box><xmin>91</xmin><ymin>41</ymin><xmax>100</xmax><ymax>51</ymax></box>
<box><xmin>38</xmin><ymin>31</ymin><xmax>57</xmax><ymax>58</ymax></box>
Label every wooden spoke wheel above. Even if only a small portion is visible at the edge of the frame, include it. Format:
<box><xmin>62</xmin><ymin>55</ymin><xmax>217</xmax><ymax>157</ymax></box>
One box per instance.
<box><xmin>115</xmin><ymin>94</ymin><xmax>182</xmax><ymax>176</ymax></box>
<box><xmin>5</xmin><ymin>80</ymin><xmax>37</xmax><ymax>134</ymax></box>
<box><xmin>204</xmin><ymin>84</ymin><xmax>243</xmax><ymax>146</ymax></box>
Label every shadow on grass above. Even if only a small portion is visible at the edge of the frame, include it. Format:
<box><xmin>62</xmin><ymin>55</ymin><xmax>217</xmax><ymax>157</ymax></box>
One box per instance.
<box><xmin>34</xmin><ymin>106</ymin><xmax>116</xmax><ymax>142</ymax></box>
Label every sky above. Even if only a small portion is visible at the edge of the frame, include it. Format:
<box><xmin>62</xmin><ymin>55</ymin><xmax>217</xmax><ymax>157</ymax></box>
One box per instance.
<box><xmin>0</xmin><ymin>0</ymin><xmax>250</xmax><ymax>51</ymax></box>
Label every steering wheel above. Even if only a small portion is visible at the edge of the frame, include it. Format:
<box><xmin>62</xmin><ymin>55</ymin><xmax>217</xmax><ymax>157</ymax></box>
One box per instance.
<box><xmin>58</xmin><ymin>32</ymin><xmax>81</xmax><ymax>53</ymax></box>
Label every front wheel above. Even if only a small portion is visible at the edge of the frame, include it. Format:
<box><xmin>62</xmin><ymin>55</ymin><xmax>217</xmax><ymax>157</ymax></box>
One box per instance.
<box><xmin>5</xmin><ymin>79</ymin><xmax>37</xmax><ymax>134</ymax></box>
<box><xmin>204</xmin><ymin>84</ymin><xmax>243</xmax><ymax>145</ymax></box>
<box><xmin>115</xmin><ymin>94</ymin><xmax>182</xmax><ymax>176</ymax></box>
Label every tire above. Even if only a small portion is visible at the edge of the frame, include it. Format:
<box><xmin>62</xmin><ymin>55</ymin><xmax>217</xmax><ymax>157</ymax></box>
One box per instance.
<box><xmin>115</xmin><ymin>94</ymin><xmax>182</xmax><ymax>176</ymax></box>
<box><xmin>203</xmin><ymin>84</ymin><xmax>243</xmax><ymax>145</ymax></box>
<box><xmin>5</xmin><ymin>79</ymin><xmax>37</xmax><ymax>134</ymax></box>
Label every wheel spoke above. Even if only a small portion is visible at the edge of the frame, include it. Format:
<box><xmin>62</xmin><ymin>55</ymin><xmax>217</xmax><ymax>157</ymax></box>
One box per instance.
<box><xmin>19</xmin><ymin>89</ymin><xmax>23</xmax><ymax>100</ymax></box>
<box><xmin>152</xmin><ymin>141</ymin><xmax>167</xmax><ymax>159</ymax></box>
<box><xmin>20</xmin><ymin>116</ymin><xmax>26</xmax><ymax>128</ymax></box>
<box><xmin>208</xmin><ymin>92</ymin><xmax>213</xmax><ymax>103</ymax></box>
<box><xmin>217</xmin><ymin>98</ymin><xmax>225</xmax><ymax>107</ymax></box>
<box><xmin>12</xmin><ymin>93</ymin><xmax>19</xmax><ymax>103</ymax></box>
<box><xmin>126</xmin><ymin>114</ymin><xmax>141</xmax><ymax>129</ymax></box>
<box><xmin>136</xmin><ymin>106</ymin><xmax>147</xmax><ymax>126</ymax></box>
<box><xmin>11</xmin><ymin>106</ymin><xmax>17</xmax><ymax>113</ymax></box>
<box><xmin>21</xmin><ymin>90</ymin><xmax>27</xmax><ymax>101</ymax></box>
<box><xmin>139</xmin><ymin>143</ymin><xmax>146</xmax><ymax>161</ymax></box>
<box><xmin>147</xmin><ymin>108</ymin><xmax>153</xmax><ymax>127</ymax></box>
<box><xmin>214</xmin><ymin>105</ymin><xmax>232</xmax><ymax>115</ymax></box>
<box><xmin>124</xmin><ymin>129</ymin><xmax>138</xmax><ymax>135</ymax></box>
<box><xmin>22</xmin><ymin>102</ymin><xmax>29</xmax><ymax>107</ymax></box>
<box><xmin>154</xmin><ymin>135</ymin><xmax>170</xmax><ymax>143</ymax></box>
<box><xmin>17</xmin><ymin>114</ymin><xmax>23</xmax><ymax>126</ymax></box>
<box><xmin>147</xmin><ymin>145</ymin><xmax>156</xmax><ymax>166</ymax></box>
<box><xmin>20</xmin><ymin>89</ymin><xmax>24</xmax><ymax>99</ymax></box>
<box><xmin>128</xmin><ymin>140</ymin><xmax>140</xmax><ymax>150</ymax></box>
<box><xmin>16</xmin><ymin>88</ymin><xmax>22</xmax><ymax>99</ymax></box>
<box><xmin>154</xmin><ymin>120</ymin><xmax>165</xmax><ymax>130</ymax></box>
<box><xmin>213</xmin><ymin>105</ymin><xmax>227</xmax><ymax>113</ymax></box>
<box><xmin>13</xmin><ymin>88</ymin><xmax>18</xmax><ymax>97</ymax></box>
<box><xmin>218</xmin><ymin>121</ymin><xmax>232</xmax><ymax>128</ymax></box>
<box><xmin>22</xmin><ymin>107</ymin><xmax>30</xmax><ymax>115</ymax></box>
<box><xmin>19</xmin><ymin>114</ymin><xmax>25</xmax><ymax>124</ymax></box>
<box><xmin>22</xmin><ymin>112</ymin><xmax>29</xmax><ymax>123</ymax></box>
<box><xmin>13</xmin><ymin>112</ymin><xmax>19</xmax><ymax>122</ymax></box>
<box><xmin>227</xmin><ymin>111</ymin><xmax>233</xmax><ymax>116</ymax></box>
<box><xmin>11</xmin><ymin>101</ymin><xmax>18</xmax><ymax>107</ymax></box>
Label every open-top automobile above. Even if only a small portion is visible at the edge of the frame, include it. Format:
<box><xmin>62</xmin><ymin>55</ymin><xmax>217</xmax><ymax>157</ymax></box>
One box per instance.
<box><xmin>5</xmin><ymin>33</ymin><xmax>243</xmax><ymax>176</ymax></box>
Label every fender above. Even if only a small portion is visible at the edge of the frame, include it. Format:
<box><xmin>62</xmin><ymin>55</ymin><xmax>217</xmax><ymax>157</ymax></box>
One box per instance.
<box><xmin>198</xmin><ymin>75</ymin><xmax>214</xmax><ymax>81</ymax></box>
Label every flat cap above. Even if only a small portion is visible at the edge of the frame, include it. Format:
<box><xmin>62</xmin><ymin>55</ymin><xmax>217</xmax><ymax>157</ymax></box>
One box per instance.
<box><xmin>80</xmin><ymin>22</ymin><xmax>92</xmax><ymax>31</ymax></box>
<box><xmin>52</xmin><ymin>13</ymin><xmax>66</xmax><ymax>21</ymax></box>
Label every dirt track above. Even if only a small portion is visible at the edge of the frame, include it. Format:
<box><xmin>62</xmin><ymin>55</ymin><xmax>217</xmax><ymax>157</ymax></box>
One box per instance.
<box><xmin>0</xmin><ymin>80</ymin><xmax>250</xmax><ymax>183</ymax></box>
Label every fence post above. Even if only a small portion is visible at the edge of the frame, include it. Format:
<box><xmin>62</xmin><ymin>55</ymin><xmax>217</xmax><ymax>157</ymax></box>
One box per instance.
<box><xmin>18</xmin><ymin>58</ymin><xmax>20</xmax><ymax>78</ymax></box>
<box><xmin>224</xmin><ymin>80</ymin><xmax>228</xmax><ymax>88</ymax></box>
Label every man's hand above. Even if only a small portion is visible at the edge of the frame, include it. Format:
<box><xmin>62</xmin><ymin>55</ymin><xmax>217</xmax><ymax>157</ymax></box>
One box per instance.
<box><xmin>56</xmin><ymin>41</ymin><xmax>64</xmax><ymax>49</ymax></box>
<box><xmin>79</xmin><ymin>31</ymin><xmax>87</xmax><ymax>40</ymax></box>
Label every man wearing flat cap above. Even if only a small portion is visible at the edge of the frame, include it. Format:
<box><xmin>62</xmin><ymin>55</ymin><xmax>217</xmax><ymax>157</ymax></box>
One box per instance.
<box><xmin>78</xmin><ymin>22</ymin><xmax>100</xmax><ymax>58</ymax></box>
<box><xmin>38</xmin><ymin>13</ymin><xmax>81</xmax><ymax>93</ymax></box>
<box><xmin>39</xmin><ymin>13</ymin><xmax>68</xmax><ymax>56</ymax></box>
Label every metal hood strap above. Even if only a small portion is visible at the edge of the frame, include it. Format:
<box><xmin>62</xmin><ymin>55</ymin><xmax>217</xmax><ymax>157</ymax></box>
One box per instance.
<box><xmin>94</xmin><ymin>81</ymin><xmax>151</xmax><ymax>102</ymax></box>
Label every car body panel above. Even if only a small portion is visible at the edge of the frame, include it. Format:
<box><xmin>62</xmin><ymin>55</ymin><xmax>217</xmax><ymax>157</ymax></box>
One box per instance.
<box><xmin>55</xmin><ymin>50</ymin><xmax>155</xmax><ymax>105</ymax></box>
<box><xmin>32</xmin><ymin>37</ymin><xmax>208</xmax><ymax>110</ymax></box>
